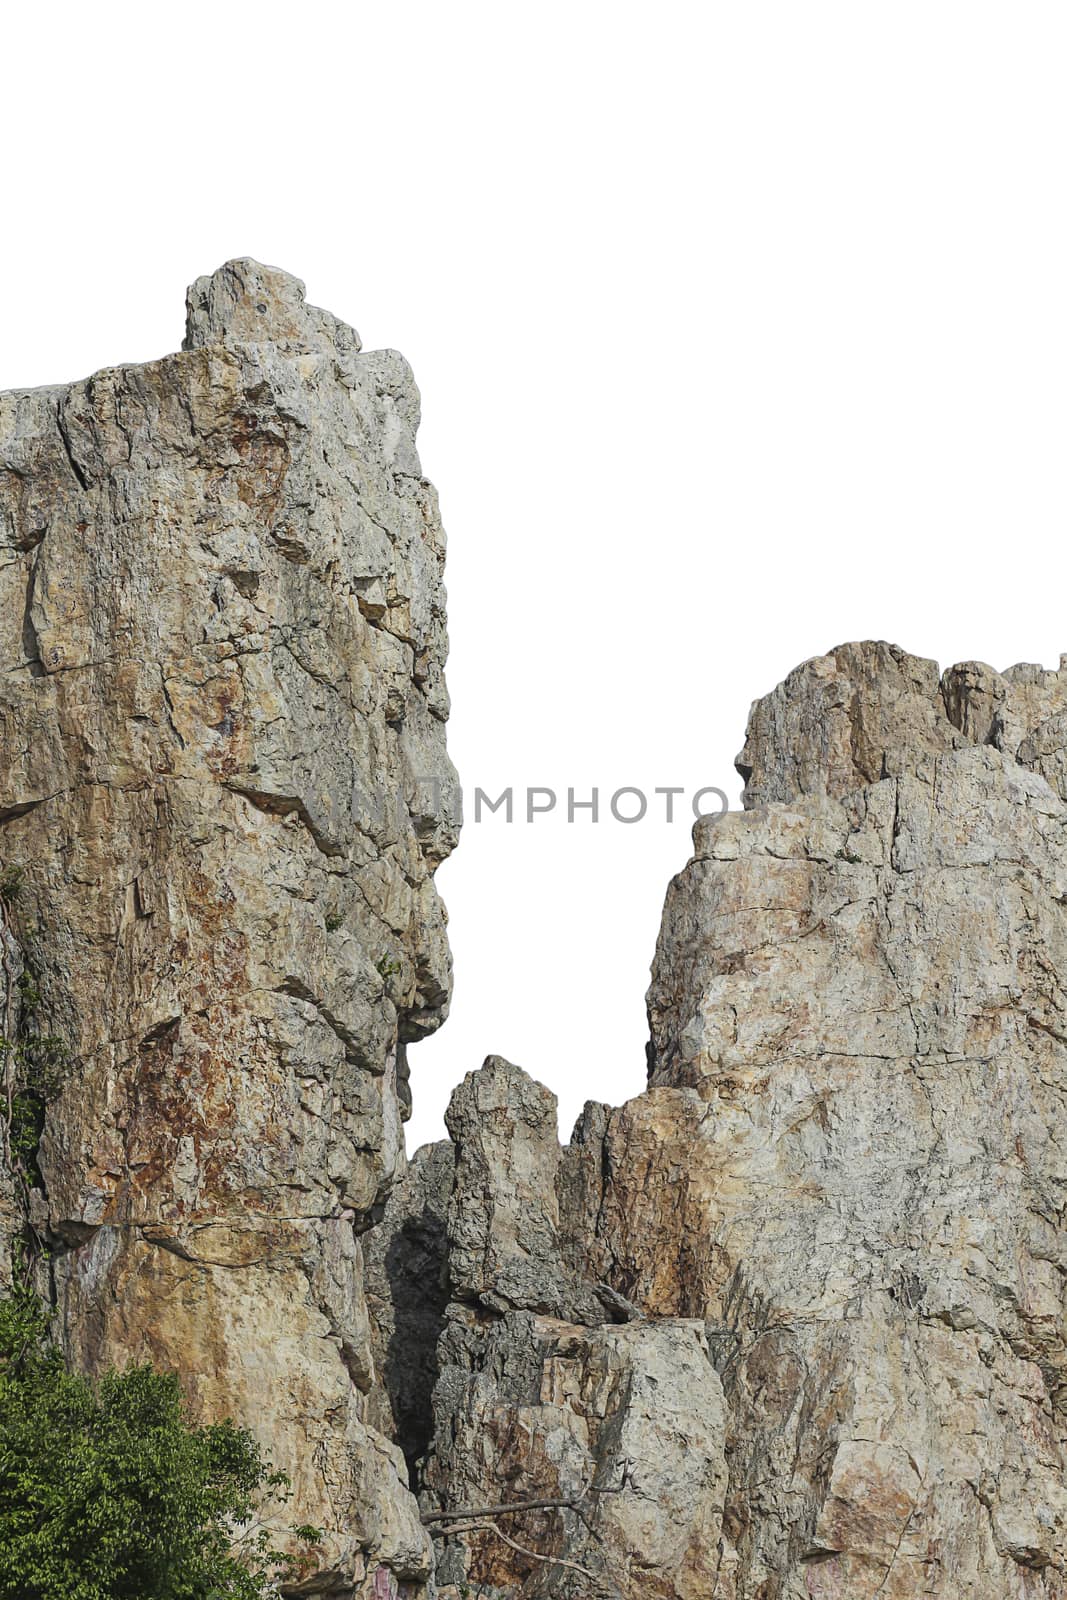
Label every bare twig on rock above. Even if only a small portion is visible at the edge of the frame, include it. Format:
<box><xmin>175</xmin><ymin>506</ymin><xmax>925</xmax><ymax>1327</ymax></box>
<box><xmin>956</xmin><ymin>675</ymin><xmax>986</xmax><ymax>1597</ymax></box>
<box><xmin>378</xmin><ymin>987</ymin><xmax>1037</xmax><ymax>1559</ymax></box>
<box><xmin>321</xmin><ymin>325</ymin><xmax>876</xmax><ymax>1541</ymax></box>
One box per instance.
<box><xmin>424</xmin><ymin>1495</ymin><xmax>584</xmax><ymax>1524</ymax></box>
<box><xmin>424</xmin><ymin>1476</ymin><xmax>634</xmax><ymax>1594</ymax></box>
<box><xmin>432</xmin><ymin>1518</ymin><xmax>599</xmax><ymax>1583</ymax></box>
<box><xmin>422</xmin><ymin>1478</ymin><xmax>623</xmax><ymax>1525</ymax></box>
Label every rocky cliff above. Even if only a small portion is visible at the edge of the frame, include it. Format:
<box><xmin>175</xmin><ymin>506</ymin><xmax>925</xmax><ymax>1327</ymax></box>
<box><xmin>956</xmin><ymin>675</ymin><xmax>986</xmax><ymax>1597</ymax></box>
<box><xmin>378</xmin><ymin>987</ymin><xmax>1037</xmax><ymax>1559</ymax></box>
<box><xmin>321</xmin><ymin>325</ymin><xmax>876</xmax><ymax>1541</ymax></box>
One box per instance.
<box><xmin>371</xmin><ymin>643</ymin><xmax>1067</xmax><ymax>1599</ymax></box>
<box><xmin>3</xmin><ymin>271</ymin><xmax>1066</xmax><ymax>1600</ymax></box>
<box><xmin>0</xmin><ymin>260</ymin><xmax>458</xmax><ymax>1595</ymax></box>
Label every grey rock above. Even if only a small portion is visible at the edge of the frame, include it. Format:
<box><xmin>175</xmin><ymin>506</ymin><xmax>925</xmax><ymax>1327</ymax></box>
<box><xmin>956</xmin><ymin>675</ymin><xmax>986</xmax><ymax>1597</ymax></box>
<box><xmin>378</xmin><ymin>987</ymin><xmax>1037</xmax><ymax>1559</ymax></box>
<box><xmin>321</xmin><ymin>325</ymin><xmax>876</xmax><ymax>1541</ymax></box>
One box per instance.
<box><xmin>735</xmin><ymin>640</ymin><xmax>964</xmax><ymax>807</ymax></box>
<box><xmin>411</xmin><ymin>643</ymin><xmax>1067</xmax><ymax>1598</ymax></box>
<box><xmin>635</xmin><ymin>648</ymin><xmax>1067</xmax><ymax>1594</ymax></box>
<box><xmin>444</xmin><ymin>1055</ymin><xmax>605</xmax><ymax>1324</ymax></box>
<box><xmin>424</xmin><ymin>1309</ymin><xmax>727</xmax><ymax>1599</ymax></box>
<box><xmin>738</xmin><ymin>638</ymin><xmax>1067</xmax><ymax>814</ymax></box>
<box><xmin>8</xmin><ymin>257</ymin><xmax>1067</xmax><ymax>1600</ymax></box>
<box><xmin>0</xmin><ymin>259</ymin><xmax>459</xmax><ymax>1595</ymax></box>
<box><xmin>411</xmin><ymin>1060</ymin><xmax>728</xmax><ymax>1598</ymax></box>
<box><xmin>943</xmin><ymin>653</ymin><xmax>1067</xmax><ymax>803</ymax></box>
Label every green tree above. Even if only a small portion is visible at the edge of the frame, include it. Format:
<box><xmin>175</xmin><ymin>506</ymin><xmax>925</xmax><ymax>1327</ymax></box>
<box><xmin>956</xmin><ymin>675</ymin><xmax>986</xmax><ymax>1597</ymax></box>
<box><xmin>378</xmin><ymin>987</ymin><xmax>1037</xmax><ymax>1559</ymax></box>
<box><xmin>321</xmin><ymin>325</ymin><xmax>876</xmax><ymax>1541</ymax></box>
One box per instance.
<box><xmin>0</xmin><ymin>1269</ymin><xmax>319</xmax><ymax>1599</ymax></box>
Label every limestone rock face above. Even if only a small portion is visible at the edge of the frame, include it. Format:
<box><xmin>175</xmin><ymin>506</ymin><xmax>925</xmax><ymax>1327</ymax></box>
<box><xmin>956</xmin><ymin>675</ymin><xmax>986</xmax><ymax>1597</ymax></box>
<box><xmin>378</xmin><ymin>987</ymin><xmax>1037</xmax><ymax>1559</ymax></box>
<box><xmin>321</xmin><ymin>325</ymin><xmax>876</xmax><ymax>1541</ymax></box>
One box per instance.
<box><xmin>0</xmin><ymin>260</ymin><xmax>458</xmax><ymax>1593</ymax></box>
<box><xmin>428</xmin><ymin>1311</ymin><xmax>728</xmax><ymax>1599</ymax></box>
<box><xmin>443</xmin><ymin>1055</ymin><xmax>605</xmax><ymax>1325</ymax></box>
<box><xmin>5</xmin><ymin>269</ymin><xmax>1066</xmax><ymax>1600</ymax></box>
<box><xmin>375</xmin><ymin>643</ymin><xmax>1067</xmax><ymax>1600</ymax></box>
<box><xmin>735</xmin><ymin>640</ymin><xmax>964</xmax><ymax>807</ymax></box>
<box><xmin>942</xmin><ymin>655</ymin><xmax>1067</xmax><ymax>803</ymax></box>
<box><xmin>738</xmin><ymin>637</ymin><xmax>1067</xmax><ymax>811</ymax></box>
<box><xmin>636</xmin><ymin>646</ymin><xmax>1067</xmax><ymax>1594</ymax></box>
<box><xmin>406</xmin><ymin>1057</ymin><xmax>729</xmax><ymax>1599</ymax></box>
<box><xmin>633</xmin><ymin>747</ymin><xmax>1067</xmax><ymax>1592</ymax></box>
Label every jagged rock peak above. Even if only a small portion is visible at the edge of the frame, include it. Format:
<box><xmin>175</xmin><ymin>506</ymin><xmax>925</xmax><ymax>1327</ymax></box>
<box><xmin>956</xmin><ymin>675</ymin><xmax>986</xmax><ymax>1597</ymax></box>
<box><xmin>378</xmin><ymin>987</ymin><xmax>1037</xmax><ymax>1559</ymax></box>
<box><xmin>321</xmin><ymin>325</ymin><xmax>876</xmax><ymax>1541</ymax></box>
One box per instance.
<box><xmin>369</xmin><ymin>1058</ymin><xmax>728</xmax><ymax>1598</ymax></box>
<box><xmin>737</xmin><ymin>638</ymin><xmax>1067</xmax><ymax>808</ymax></box>
<box><xmin>183</xmin><ymin>256</ymin><xmax>364</xmax><ymax>356</ymax></box>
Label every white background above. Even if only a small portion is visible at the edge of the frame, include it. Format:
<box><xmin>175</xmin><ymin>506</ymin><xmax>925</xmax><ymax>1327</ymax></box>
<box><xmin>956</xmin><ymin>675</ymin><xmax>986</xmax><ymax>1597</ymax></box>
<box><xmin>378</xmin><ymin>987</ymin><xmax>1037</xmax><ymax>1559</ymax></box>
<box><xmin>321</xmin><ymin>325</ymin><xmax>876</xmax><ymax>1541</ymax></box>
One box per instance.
<box><xmin>4</xmin><ymin>3</ymin><xmax>1065</xmax><ymax>1152</ymax></box>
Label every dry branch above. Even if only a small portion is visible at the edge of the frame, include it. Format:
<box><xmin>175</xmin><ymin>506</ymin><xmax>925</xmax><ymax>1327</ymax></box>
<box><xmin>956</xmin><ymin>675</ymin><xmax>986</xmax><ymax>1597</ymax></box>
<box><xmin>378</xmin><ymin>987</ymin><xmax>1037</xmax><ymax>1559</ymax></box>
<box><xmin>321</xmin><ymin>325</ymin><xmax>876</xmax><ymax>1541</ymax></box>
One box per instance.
<box><xmin>423</xmin><ymin>1495</ymin><xmax>589</xmax><ymax>1525</ymax></box>
<box><xmin>432</xmin><ymin>1518</ymin><xmax>598</xmax><ymax>1583</ymax></box>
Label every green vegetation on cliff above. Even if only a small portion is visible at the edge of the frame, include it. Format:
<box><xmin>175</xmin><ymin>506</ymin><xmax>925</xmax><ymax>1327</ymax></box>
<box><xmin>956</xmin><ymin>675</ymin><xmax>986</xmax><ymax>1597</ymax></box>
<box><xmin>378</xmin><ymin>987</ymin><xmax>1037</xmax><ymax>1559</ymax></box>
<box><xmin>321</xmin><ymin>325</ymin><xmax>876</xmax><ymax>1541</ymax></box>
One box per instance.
<box><xmin>0</xmin><ymin>1269</ymin><xmax>318</xmax><ymax>1600</ymax></box>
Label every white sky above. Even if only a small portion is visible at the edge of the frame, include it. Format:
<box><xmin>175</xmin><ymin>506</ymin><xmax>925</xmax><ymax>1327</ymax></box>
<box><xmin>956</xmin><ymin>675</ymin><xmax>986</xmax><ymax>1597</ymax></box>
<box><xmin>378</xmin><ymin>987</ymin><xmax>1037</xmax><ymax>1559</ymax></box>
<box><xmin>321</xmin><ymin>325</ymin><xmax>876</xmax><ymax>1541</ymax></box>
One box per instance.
<box><xmin>5</xmin><ymin>3</ymin><xmax>1066</xmax><ymax>1151</ymax></box>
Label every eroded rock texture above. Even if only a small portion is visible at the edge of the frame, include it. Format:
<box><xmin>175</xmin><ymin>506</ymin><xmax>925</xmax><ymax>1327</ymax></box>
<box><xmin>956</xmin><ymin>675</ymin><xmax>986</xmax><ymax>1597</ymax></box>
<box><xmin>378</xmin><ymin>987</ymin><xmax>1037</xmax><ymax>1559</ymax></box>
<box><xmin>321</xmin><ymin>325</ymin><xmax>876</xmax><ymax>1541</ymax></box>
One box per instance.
<box><xmin>5</xmin><ymin>277</ymin><xmax>1066</xmax><ymax>1600</ymax></box>
<box><xmin>369</xmin><ymin>643</ymin><xmax>1067</xmax><ymax>1599</ymax></box>
<box><xmin>0</xmin><ymin>259</ymin><xmax>458</xmax><ymax>1594</ymax></box>
<box><xmin>633</xmin><ymin>728</ymin><xmax>1067</xmax><ymax>1594</ymax></box>
<box><xmin>408</xmin><ymin>1058</ymin><xmax>728</xmax><ymax>1600</ymax></box>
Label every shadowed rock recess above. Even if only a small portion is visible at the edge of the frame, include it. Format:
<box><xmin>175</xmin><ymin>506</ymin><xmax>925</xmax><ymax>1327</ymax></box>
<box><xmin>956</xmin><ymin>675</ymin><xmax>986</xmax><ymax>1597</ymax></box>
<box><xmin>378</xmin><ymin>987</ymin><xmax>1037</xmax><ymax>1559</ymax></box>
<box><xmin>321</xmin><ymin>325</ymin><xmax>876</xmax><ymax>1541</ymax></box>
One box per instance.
<box><xmin>2</xmin><ymin>277</ymin><xmax>1066</xmax><ymax>1599</ymax></box>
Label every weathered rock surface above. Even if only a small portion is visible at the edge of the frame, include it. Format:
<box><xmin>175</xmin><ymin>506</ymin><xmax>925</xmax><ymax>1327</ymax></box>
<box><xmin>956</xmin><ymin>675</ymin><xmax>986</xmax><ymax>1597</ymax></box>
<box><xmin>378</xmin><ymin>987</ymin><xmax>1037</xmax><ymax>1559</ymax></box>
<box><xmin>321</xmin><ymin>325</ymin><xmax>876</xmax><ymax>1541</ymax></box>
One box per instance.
<box><xmin>942</xmin><ymin>655</ymin><xmax>1067</xmax><ymax>803</ymax></box>
<box><xmin>0</xmin><ymin>911</ymin><xmax>26</xmax><ymax>1287</ymax></box>
<box><xmin>0</xmin><ymin>259</ymin><xmax>458</xmax><ymax>1594</ymax></box>
<box><xmin>371</xmin><ymin>643</ymin><xmax>1067</xmax><ymax>1599</ymax></box>
<box><xmin>428</xmin><ymin>1310</ymin><xmax>728</xmax><ymax>1598</ymax></box>
<box><xmin>407</xmin><ymin>1057</ymin><xmax>729</xmax><ymax>1598</ymax></box>
<box><xmin>443</xmin><ymin>1055</ymin><xmax>605</xmax><ymax>1326</ymax></box>
<box><xmin>738</xmin><ymin>637</ymin><xmax>1067</xmax><ymax>811</ymax></box>
<box><xmin>640</xmin><ymin>647</ymin><xmax>1067</xmax><ymax>1594</ymax></box>
<box><xmin>633</xmin><ymin>746</ymin><xmax>1067</xmax><ymax>1592</ymax></box>
<box><xmin>735</xmin><ymin>640</ymin><xmax>965</xmax><ymax>808</ymax></box>
<box><xmin>6</xmin><ymin>269</ymin><xmax>1066</xmax><ymax>1600</ymax></box>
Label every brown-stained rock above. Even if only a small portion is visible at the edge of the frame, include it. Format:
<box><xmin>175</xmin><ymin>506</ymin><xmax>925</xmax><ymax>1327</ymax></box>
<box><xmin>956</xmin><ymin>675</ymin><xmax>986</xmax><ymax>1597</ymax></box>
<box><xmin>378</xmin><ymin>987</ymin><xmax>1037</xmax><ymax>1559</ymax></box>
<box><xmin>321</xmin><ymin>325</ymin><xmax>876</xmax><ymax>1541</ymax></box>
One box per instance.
<box><xmin>7</xmin><ymin>260</ymin><xmax>1067</xmax><ymax>1600</ymax></box>
<box><xmin>0</xmin><ymin>914</ymin><xmax>25</xmax><ymax>1283</ymax></box>
<box><xmin>0</xmin><ymin>259</ymin><xmax>459</xmax><ymax>1595</ymax></box>
<box><xmin>942</xmin><ymin>654</ymin><xmax>1067</xmax><ymax>804</ymax></box>
<box><xmin>424</xmin><ymin>1309</ymin><xmax>728</xmax><ymax>1600</ymax></box>
<box><xmin>638</xmin><ymin>675</ymin><xmax>1067</xmax><ymax>1593</ymax></box>
<box><xmin>738</xmin><ymin>638</ymin><xmax>1067</xmax><ymax>814</ymax></box>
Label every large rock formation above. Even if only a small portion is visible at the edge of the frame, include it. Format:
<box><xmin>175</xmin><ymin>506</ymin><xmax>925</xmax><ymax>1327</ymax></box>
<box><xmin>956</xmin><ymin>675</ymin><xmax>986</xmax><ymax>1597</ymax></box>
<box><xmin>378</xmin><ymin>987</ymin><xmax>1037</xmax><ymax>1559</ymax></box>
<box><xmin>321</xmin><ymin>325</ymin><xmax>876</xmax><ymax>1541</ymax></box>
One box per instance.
<box><xmin>0</xmin><ymin>260</ymin><xmax>458</xmax><ymax>1594</ymax></box>
<box><xmin>5</xmin><ymin>268</ymin><xmax>1067</xmax><ymax>1599</ymax></box>
<box><xmin>370</xmin><ymin>643</ymin><xmax>1067</xmax><ymax>1599</ymax></box>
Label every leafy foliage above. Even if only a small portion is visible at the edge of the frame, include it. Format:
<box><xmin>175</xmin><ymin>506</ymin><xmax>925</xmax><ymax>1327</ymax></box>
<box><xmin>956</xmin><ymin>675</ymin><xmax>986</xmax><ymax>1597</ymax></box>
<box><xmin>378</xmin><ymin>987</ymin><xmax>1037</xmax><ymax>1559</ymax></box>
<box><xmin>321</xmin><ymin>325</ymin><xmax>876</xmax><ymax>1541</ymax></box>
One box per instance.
<box><xmin>0</xmin><ymin>1271</ymin><xmax>320</xmax><ymax>1599</ymax></box>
